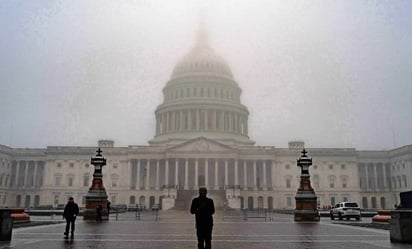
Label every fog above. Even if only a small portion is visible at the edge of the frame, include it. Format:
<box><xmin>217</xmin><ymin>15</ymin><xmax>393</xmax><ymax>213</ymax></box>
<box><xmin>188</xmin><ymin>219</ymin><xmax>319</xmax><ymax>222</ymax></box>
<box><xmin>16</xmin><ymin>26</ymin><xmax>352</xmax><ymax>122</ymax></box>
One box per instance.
<box><xmin>0</xmin><ymin>0</ymin><xmax>411</xmax><ymax>150</ymax></box>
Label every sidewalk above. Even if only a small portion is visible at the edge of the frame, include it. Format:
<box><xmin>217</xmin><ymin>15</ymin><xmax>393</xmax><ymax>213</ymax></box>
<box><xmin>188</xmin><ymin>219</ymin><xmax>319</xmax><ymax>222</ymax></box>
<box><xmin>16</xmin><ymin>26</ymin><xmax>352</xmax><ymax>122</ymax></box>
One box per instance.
<box><xmin>1</xmin><ymin>210</ymin><xmax>407</xmax><ymax>249</ymax></box>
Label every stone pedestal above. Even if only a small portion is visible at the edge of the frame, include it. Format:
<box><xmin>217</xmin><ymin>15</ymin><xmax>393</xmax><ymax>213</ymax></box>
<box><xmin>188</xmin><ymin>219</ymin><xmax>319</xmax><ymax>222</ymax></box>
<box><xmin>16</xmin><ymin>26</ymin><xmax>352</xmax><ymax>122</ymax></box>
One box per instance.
<box><xmin>294</xmin><ymin>149</ymin><xmax>319</xmax><ymax>222</ymax></box>
<box><xmin>84</xmin><ymin>148</ymin><xmax>109</xmax><ymax>221</ymax></box>
<box><xmin>390</xmin><ymin>210</ymin><xmax>412</xmax><ymax>244</ymax></box>
<box><xmin>0</xmin><ymin>209</ymin><xmax>12</xmax><ymax>241</ymax></box>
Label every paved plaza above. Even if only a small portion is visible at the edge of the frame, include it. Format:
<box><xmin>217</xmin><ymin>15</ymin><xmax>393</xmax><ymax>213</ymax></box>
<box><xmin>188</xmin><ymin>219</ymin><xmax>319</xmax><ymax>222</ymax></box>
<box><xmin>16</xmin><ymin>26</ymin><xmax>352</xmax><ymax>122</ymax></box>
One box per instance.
<box><xmin>0</xmin><ymin>210</ymin><xmax>409</xmax><ymax>249</ymax></box>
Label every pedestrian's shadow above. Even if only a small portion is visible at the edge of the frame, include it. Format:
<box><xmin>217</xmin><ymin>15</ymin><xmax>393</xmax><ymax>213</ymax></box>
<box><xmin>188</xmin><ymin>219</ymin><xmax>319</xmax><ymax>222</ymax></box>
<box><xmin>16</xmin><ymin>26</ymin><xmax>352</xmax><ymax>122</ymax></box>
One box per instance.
<box><xmin>63</xmin><ymin>237</ymin><xmax>74</xmax><ymax>248</ymax></box>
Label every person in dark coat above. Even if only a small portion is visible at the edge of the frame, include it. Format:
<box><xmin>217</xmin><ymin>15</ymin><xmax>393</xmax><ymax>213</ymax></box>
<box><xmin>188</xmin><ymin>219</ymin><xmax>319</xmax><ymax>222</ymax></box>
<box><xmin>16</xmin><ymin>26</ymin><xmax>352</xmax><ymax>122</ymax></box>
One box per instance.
<box><xmin>107</xmin><ymin>201</ymin><xmax>111</xmax><ymax>215</ymax></box>
<box><xmin>96</xmin><ymin>204</ymin><xmax>102</xmax><ymax>221</ymax></box>
<box><xmin>190</xmin><ymin>187</ymin><xmax>215</xmax><ymax>249</ymax></box>
<box><xmin>63</xmin><ymin>197</ymin><xmax>79</xmax><ymax>238</ymax></box>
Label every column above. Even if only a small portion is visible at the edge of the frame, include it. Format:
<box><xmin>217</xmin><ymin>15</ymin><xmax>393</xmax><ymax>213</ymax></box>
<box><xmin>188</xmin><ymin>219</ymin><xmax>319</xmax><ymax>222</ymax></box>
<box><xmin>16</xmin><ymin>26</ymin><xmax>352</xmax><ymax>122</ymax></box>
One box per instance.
<box><xmin>129</xmin><ymin>160</ymin><xmax>134</xmax><ymax>189</ymax></box>
<box><xmin>136</xmin><ymin>159</ymin><xmax>141</xmax><ymax>189</ymax></box>
<box><xmin>165</xmin><ymin>159</ymin><xmax>169</xmax><ymax>186</ymax></box>
<box><xmin>155</xmin><ymin>160</ymin><xmax>160</xmax><ymax>190</ymax></box>
<box><xmin>205</xmin><ymin>109</ymin><xmax>208</xmax><ymax>130</ymax></box>
<box><xmin>196</xmin><ymin>109</ymin><xmax>200</xmax><ymax>130</ymax></box>
<box><xmin>171</xmin><ymin>111</ymin><xmax>175</xmax><ymax>131</ymax></box>
<box><xmin>184</xmin><ymin>159</ymin><xmax>189</xmax><ymax>190</ymax></box>
<box><xmin>243</xmin><ymin>160</ymin><xmax>247</xmax><ymax>190</ymax></box>
<box><xmin>145</xmin><ymin>160</ymin><xmax>150</xmax><ymax>190</ymax></box>
<box><xmin>224</xmin><ymin>159</ymin><xmax>228</xmax><ymax>187</ymax></box>
<box><xmin>253</xmin><ymin>160</ymin><xmax>257</xmax><ymax>190</ymax></box>
<box><xmin>166</xmin><ymin>112</ymin><xmax>170</xmax><ymax>132</ymax></box>
<box><xmin>213</xmin><ymin>110</ymin><xmax>217</xmax><ymax>130</ymax></box>
<box><xmin>214</xmin><ymin>160</ymin><xmax>219</xmax><ymax>190</ymax></box>
<box><xmin>33</xmin><ymin>161</ymin><xmax>38</xmax><ymax>187</ymax></box>
<box><xmin>234</xmin><ymin>159</ymin><xmax>238</xmax><ymax>186</ymax></box>
<box><xmin>195</xmin><ymin>159</ymin><xmax>199</xmax><ymax>188</ymax></box>
<box><xmin>263</xmin><ymin>160</ymin><xmax>267</xmax><ymax>190</ymax></box>
<box><xmin>175</xmin><ymin>159</ymin><xmax>179</xmax><ymax>187</ymax></box>
<box><xmin>14</xmin><ymin>161</ymin><xmax>19</xmax><ymax>187</ymax></box>
<box><xmin>188</xmin><ymin>110</ymin><xmax>192</xmax><ymax>130</ymax></box>
<box><xmin>221</xmin><ymin>111</ymin><xmax>224</xmax><ymax>131</ymax></box>
<box><xmin>229</xmin><ymin>112</ymin><xmax>233</xmax><ymax>132</ymax></box>
<box><xmin>271</xmin><ymin>160</ymin><xmax>276</xmax><ymax>189</ymax></box>
<box><xmin>374</xmin><ymin>164</ymin><xmax>378</xmax><ymax>190</ymax></box>
<box><xmin>24</xmin><ymin>161</ymin><xmax>29</xmax><ymax>187</ymax></box>
<box><xmin>364</xmin><ymin>163</ymin><xmax>369</xmax><ymax>189</ymax></box>
<box><xmin>205</xmin><ymin>159</ymin><xmax>209</xmax><ymax>188</ymax></box>
<box><xmin>180</xmin><ymin>111</ymin><xmax>184</xmax><ymax>131</ymax></box>
<box><xmin>382</xmin><ymin>163</ymin><xmax>387</xmax><ymax>189</ymax></box>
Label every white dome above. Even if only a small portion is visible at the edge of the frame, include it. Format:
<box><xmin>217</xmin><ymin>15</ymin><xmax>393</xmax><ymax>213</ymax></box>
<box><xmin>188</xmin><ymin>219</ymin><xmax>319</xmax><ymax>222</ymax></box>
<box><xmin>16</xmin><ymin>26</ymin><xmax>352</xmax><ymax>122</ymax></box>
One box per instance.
<box><xmin>171</xmin><ymin>25</ymin><xmax>233</xmax><ymax>79</ymax></box>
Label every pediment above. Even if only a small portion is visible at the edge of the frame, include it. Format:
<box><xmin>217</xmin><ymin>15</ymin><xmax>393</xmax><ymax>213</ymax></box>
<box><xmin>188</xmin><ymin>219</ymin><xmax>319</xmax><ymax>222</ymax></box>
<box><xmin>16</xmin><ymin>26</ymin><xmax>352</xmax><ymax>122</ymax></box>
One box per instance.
<box><xmin>167</xmin><ymin>137</ymin><xmax>235</xmax><ymax>153</ymax></box>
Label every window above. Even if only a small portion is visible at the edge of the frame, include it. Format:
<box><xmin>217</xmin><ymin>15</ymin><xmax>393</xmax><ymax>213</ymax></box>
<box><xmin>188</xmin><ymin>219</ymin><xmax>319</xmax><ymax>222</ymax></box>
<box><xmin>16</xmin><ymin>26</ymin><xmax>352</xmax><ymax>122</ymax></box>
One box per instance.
<box><xmin>362</xmin><ymin>197</ymin><xmax>368</xmax><ymax>208</ymax></box>
<box><xmin>341</xmin><ymin>164</ymin><xmax>346</xmax><ymax>169</ymax></box>
<box><xmin>312</xmin><ymin>175</ymin><xmax>319</xmax><ymax>189</ymax></box>
<box><xmin>330</xmin><ymin>196</ymin><xmax>336</xmax><ymax>206</ymax></box>
<box><xmin>85</xmin><ymin>163</ymin><xmax>89</xmax><ymax>168</ymax></box>
<box><xmin>54</xmin><ymin>194</ymin><xmax>59</xmax><ymax>205</ymax></box>
<box><xmin>111</xmin><ymin>195</ymin><xmax>117</xmax><ymax>205</ymax></box>
<box><xmin>286</xmin><ymin>178</ymin><xmax>291</xmax><ymax>188</ymax></box>
<box><xmin>329</xmin><ymin>164</ymin><xmax>333</xmax><ymax>169</ymax></box>
<box><xmin>343</xmin><ymin>196</ymin><xmax>349</xmax><ymax>202</ymax></box>
<box><xmin>341</xmin><ymin>176</ymin><xmax>348</xmax><ymax>188</ymax></box>
<box><xmin>285</xmin><ymin>164</ymin><xmax>290</xmax><ymax>169</ymax></box>
<box><xmin>67</xmin><ymin>174</ymin><xmax>74</xmax><ymax>187</ymax></box>
<box><xmin>111</xmin><ymin>174</ymin><xmax>119</xmax><ymax>188</ymax></box>
<box><xmin>328</xmin><ymin>176</ymin><xmax>336</xmax><ymax>188</ymax></box>
<box><xmin>57</xmin><ymin>163</ymin><xmax>62</xmax><ymax>168</ymax></box>
<box><xmin>402</xmin><ymin>175</ymin><xmax>407</xmax><ymax>188</ymax></box>
<box><xmin>113</xmin><ymin>164</ymin><xmax>118</xmax><ymax>169</ymax></box>
<box><xmin>83</xmin><ymin>174</ymin><xmax>90</xmax><ymax>187</ymax></box>
<box><xmin>69</xmin><ymin>163</ymin><xmax>74</xmax><ymax>168</ymax></box>
<box><xmin>55</xmin><ymin>174</ymin><xmax>62</xmax><ymax>186</ymax></box>
<box><xmin>313</xmin><ymin>165</ymin><xmax>318</xmax><ymax>169</ymax></box>
<box><xmin>286</xmin><ymin>196</ymin><xmax>292</xmax><ymax>207</ymax></box>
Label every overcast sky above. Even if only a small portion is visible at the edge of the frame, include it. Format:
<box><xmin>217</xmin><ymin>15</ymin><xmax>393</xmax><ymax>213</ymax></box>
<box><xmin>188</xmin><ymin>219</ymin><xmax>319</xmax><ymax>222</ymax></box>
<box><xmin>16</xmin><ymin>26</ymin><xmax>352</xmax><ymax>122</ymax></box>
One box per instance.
<box><xmin>0</xmin><ymin>0</ymin><xmax>411</xmax><ymax>150</ymax></box>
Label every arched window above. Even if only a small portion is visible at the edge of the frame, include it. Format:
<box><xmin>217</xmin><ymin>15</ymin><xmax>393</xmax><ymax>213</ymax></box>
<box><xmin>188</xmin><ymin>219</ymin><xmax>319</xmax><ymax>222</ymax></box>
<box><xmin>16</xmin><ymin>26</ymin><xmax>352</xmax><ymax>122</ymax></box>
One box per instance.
<box><xmin>83</xmin><ymin>173</ymin><xmax>90</xmax><ymax>187</ymax></box>
<box><xmin>129</xmin><ymin>196</ymin><xmax>135</xmax><ymax>205</ymax></box>
<box><xmin>285</xmin><ymin>176</ymin><xmax>292</xmax><ymax>188</ymax></box>
<box><xmin>258</xmin><ymin>196</ymin><xmax>264</xmax><ymax>209</ymax></box>
<box><xmin>380</xmin><ymin>197</ymin><xmax>386</xmax><ymax>209</ymax></box>
<box><xmin>371</xmin><ymin>197</ymin><xmax>377</xmax><ymax>209</ymax></box>
<box><xmin>362</xmin><ymin>197</ymin><xmax>368</xmax><ymax>209</ymax></box>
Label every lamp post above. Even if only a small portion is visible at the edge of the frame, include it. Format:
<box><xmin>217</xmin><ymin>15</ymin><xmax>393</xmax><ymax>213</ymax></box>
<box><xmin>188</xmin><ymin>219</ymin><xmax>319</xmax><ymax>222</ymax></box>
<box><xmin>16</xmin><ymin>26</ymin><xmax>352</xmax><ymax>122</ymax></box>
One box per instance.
<box><xmin>83</xmin><ymin>148</ymin><xmax>109</xmax><ymax>221</ymax></box>
<box><xmin>294</xmin><ymin>149</ymin><xmax>320</xmax><ymax>222</ymax></box>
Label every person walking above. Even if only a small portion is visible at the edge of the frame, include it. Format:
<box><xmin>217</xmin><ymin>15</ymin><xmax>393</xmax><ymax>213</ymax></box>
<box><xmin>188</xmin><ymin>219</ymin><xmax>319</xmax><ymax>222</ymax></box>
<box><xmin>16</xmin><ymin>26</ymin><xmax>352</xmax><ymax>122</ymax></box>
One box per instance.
<box><xmin>63</xmin><ymin>197</ymin><xmax>79</xmax><ymax>238</ymax></box>
<box><xmin>107</xmin><ymin>201</ymin><xmax>111</xmax><ymax>216</ymax></box>
<box><xmin>96</xmin><ymin>204</ymin><xmax>102</xmax><ymax>221</ymax></box>
<box><xmin>190</xmin><ymin>187</ymin><xmax>215</xmax><ymax>249</ymax></box>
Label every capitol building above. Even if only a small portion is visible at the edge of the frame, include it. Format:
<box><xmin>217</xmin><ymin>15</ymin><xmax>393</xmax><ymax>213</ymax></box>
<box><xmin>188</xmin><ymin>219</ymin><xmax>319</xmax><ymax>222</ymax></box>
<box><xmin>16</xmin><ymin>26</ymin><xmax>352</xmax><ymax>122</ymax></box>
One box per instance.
<box><xmin>0</xmin><ymin>26</ymin><xmax>410</xmax><ymax>211</ymax></box>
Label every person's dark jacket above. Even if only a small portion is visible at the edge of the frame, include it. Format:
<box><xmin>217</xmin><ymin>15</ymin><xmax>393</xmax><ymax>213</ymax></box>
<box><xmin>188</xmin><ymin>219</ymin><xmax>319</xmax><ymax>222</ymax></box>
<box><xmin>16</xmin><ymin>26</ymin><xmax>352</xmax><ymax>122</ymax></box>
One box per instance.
<box><xmin>63</xmin><ymin>202</ymin><xmax>79</xmax><ymax>220</ymax></box>
<box><xmin>190</xmin><ymin>196</ymin><xmax>215</xmax><ymax>228</ymax></box>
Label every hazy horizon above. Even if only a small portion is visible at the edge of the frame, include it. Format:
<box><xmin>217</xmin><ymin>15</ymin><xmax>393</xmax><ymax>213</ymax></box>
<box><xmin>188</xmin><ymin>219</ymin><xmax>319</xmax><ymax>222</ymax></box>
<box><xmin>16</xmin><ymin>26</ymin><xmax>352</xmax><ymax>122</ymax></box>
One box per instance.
<box><xmin>1</xmin><ymin>0</ymin><xmax>411</xmax><ymax>150</ymax></box>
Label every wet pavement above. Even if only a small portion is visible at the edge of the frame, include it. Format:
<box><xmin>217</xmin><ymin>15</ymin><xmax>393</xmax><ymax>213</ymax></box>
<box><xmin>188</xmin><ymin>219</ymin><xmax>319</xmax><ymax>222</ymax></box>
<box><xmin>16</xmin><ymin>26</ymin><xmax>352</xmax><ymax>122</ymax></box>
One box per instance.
<box><xmin>1</xmin><ymin>210</ymin><xmax>409</xmax><ymax>249</ymax></box>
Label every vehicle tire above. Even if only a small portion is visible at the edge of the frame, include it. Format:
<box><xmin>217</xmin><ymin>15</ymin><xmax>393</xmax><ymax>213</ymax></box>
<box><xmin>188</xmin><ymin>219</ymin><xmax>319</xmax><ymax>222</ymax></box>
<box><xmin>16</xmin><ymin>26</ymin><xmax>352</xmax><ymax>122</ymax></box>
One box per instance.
<box><xmin>356</xmin><ymin>216</ymin><xmax>360</xmax><ymax>221</ymax></box>
<box><xmin>346</xmin><ymin>217</ymin><xmax>350</xmax><ymax>220</ymax></box>
<box><xmin>330</xmin><ymin>213</ymin><xmax>334</xmax><ymax>220</ymax></box>
<box><xmin>338</xmin><ymin>213</ymin><xmax>343</xmax><ymax>220</ymax></box>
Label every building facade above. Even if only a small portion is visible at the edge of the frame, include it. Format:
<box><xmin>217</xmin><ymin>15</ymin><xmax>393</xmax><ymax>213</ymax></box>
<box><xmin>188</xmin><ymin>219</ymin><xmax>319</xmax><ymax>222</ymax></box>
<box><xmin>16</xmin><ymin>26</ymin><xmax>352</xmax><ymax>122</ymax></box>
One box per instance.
<box><xmin>0</xmin><ymin>27</ymin><xmax>410</xmax><ymax>210</ymax></box>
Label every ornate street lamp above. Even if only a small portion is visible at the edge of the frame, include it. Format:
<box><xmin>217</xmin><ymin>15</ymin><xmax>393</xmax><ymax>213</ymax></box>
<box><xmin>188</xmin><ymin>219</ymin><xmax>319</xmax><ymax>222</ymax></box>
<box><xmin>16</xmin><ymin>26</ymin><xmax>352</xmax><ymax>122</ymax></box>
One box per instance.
<box><xmin>83</xmin><ymin>148</ymin><xmax>109</xmax><ymax>220</ymax></box>
<box><xmin>294</xmin><ymin>149</ymin><xmax>320</xmax><ymax>221</ymax></box>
